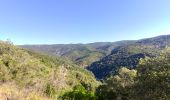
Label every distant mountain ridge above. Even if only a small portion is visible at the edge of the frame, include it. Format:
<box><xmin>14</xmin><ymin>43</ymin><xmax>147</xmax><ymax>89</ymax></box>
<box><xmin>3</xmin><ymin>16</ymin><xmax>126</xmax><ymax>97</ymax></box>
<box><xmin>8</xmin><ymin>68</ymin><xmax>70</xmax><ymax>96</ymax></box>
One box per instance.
<box><xmin>88</xmin><ymin>34</ymin><xmax>170</xmax><ymax>79</ymax></box>
<box><xmin>2</xmin><ymin>35</ymin><xmax>170</xmax><ymax>99</ymax></box>
<box><xmin>21</xmin><ymin>41</ymin><xmax>135</xmax><ymax>67</ymax></box>
<box><xmin>21</xmin><ymin>34</ymin><xmax>170</xmax><ymax>79</ymax></box>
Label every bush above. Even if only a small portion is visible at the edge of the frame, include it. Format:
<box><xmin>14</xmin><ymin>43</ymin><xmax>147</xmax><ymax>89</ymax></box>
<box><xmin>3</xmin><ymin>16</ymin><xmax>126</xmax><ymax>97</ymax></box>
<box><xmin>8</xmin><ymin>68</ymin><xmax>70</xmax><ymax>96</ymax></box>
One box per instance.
<box><xmin>44</xmin><ymin>83</ymin><xmax>57</xmax><ymax>99</ymax></box>
<box><xmin>61</xmin><ymin>85</ymin><xmax>97</xmax><ymax>100</ymax></box>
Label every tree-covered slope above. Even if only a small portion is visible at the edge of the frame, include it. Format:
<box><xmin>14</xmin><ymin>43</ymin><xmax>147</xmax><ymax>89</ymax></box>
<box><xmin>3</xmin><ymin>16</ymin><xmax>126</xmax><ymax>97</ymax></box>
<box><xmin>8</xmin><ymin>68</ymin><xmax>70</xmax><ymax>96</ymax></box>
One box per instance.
<box><xmin>0</xmin><ymin>41</ymin><xmax>100</xmax><ymax>99</ymax></box>
<box><xmin>96</xmin><ymin>48</ymin><xmax>170</xmax><ymax>100</ymax></box>
<box><xmin>48</xmin><ymin>47</ymin><xmax>170</xmax><ymax>100</ymax></box>
<box><xmin>88</xmin><ymin>35</ymin><xmax>170</xmax><ymax>79</ymax></box>
<box><xmin>21</xmin><ymin>34</ymin><xmax>170</xmax><ymax>80</ymax></box>
<box><xmin>21</xmin><ymin>41</ymin><xmax>135</xmax><ymax>67</ymax></box>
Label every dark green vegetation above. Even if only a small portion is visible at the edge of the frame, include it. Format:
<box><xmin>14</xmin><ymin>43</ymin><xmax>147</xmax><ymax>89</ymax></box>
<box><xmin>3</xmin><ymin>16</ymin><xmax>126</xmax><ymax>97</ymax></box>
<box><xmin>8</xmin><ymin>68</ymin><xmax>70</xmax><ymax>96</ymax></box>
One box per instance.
<box><xmin>0</xmin><ymin>41</ymin><xmax>99</xmax><ymax>99</ymax></box>
<box><xmin>21</xmin><ymin>41</ymin><xmax>134</xmax><ymax>67</ymax></box>
<box><xmin>96</xmin><ymin>48</ymin><xmax>170</xmax><ymax>100</ymax></box>
<box><xmin>22</xmin><ymin>35</ymin><xmax>170</xmax><ymax>79</ymax></box>
<box><xmin>61</xmin><ymin>85</ymin><xmax>97</xmax><ymax>100</ymax></box>
<box><xmin>59</xmin><ymin>48</ymin><xmax>170</xmax><ymax>100</ymax></box>
<box><xmin>1</xmin><ymin>34</ymin><xmax>170</xmax><ymax>100</ymax></box>
<box><xmin>88</xmin><ymin>35</ymin><xmax>170</xmax><ymax>79</ymax></box>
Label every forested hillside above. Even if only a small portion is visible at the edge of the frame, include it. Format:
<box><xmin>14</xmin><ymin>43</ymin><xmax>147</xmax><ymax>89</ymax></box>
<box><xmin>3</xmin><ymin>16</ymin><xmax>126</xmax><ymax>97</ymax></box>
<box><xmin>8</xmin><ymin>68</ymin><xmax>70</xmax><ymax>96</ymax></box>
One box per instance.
<box><xmin>21</xmin><ymin>41</ymin><xmax>134</xmax><ymax>67</ymax></box>
<box><xmin>0</xmin><ymin>41</ymin><xmax>99</xmax><ymax>99</ymax></box>
<box><xmin>96</xmin><ymin>48</ymin><xmax>170</xmax><ymax>100</ymax></box>
<box><xmin>56</xmin><ymin>47</ymin><xmax>170</xmax><ymax>100</ymax></box>
<box><xmin>1</xmin><ymin>35</ymin><xmax>170</xmax><ymax>100</ymax></box>
<box><xmin>88</xmin><ymin>35</ymin><xmax>170</xmax><ymax>79</ymax></box>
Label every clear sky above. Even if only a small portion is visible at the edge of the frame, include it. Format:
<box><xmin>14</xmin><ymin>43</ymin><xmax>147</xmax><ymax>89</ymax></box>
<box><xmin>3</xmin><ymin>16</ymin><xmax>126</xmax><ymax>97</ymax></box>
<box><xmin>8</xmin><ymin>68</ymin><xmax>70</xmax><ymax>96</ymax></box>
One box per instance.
<box><xmin>0</xmin><ymin>0</ymin><xmax>170</xmax><ymax>45</ymax></box>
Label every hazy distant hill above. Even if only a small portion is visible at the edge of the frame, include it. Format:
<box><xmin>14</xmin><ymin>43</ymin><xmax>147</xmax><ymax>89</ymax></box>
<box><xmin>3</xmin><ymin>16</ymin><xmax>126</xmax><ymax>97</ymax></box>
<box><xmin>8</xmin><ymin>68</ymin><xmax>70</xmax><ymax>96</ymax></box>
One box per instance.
<box><xmin>88</xmin><ymin>35</ymin><xmax>170</xmax><ymax>79</ymax></box>
<box><xmin>21</xmin><ymin>35</ymin><xmax>170</xmax><ymax>79</ymax></box>
<box><xmin>1</xmin><ymin>35</ymin><xmax>170</xmax><ymax>99</ymax></box>
<box><xmin>21</xmin><ymin>41</ymin><xmax>135</xmax><ymax>67</ymax></box>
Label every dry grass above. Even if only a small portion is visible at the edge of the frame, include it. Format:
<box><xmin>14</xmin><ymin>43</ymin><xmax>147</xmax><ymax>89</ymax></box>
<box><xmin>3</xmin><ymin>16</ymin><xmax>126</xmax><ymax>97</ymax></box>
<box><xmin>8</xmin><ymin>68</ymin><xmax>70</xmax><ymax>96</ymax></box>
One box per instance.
<box><xmin>0</xmin><ymin>83</ymin><xmax>51</xmax><ymax>100</ymax></box>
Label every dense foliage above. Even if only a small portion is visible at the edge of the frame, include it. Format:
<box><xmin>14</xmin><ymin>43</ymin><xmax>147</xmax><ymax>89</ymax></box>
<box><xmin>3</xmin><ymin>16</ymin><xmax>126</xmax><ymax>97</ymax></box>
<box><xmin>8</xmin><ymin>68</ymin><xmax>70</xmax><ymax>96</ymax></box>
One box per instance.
<box><xmin>96</xmin><ymin>67</ymin><xmax>137</xmax><ymax>100</ymax></box>
<box><xmin>60</xmin><ymin>47</ymin><xmax>170</xmax><ymax>100</ymax></box>
<box><xmin>21</xmin><ymin>35</ymin><xmax>170</xmax><ymax>79</ymax></box>
<box><xmin>88</xmin><ymin>35</ymin><xmax>170</xmax><ymax>79</ymax></box>
<box><xmin>61</xmin><ymin>85</ymin><xmax>97</xmax><ymax>100</ymax></box>
<box><xmin>88</xmin><ymin>49</ymin><xmax>146</xmax><ymax>79</ymax></box>
<box><xmin>1</xmin><ymin>35</ymin><xmax>170</xmax><ymax>99</ymax></box>
<box><xmin>95</xmin><ymin>48</ymin><xmax>170</xmax><ymax>100</ymax></box>
<box><xmin>132</xmin><ymin>49</ymin><xmax>170</xmax><ymax>99</ymax></box>
<box><xmin>0</xmin><ymin>41</ymin><xmax>99</xmax><ymax>99</ymax></box>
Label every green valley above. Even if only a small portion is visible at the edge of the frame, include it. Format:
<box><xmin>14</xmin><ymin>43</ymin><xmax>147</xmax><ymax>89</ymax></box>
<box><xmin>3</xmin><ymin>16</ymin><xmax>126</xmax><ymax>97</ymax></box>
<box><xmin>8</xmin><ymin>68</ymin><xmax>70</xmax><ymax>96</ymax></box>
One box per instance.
<box><xmin>0</xmin><ymin>35</ymin><xmax>170</xmax><ymax>100</ymax></box>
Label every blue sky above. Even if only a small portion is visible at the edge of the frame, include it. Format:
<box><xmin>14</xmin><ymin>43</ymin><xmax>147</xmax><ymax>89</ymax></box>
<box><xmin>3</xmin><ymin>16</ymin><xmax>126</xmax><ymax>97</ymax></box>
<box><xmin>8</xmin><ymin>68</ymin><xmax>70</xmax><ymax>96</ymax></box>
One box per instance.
<box><xmin>0</xmin><ymin>0</ymin><xmax>170</xmax><ymax>44</ymax></box>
